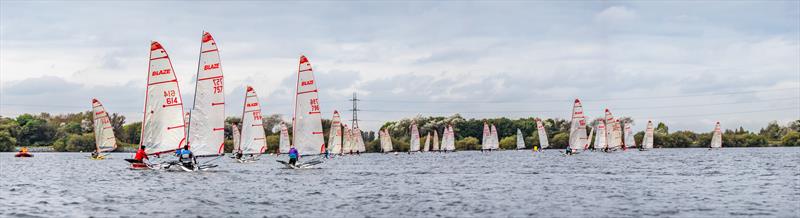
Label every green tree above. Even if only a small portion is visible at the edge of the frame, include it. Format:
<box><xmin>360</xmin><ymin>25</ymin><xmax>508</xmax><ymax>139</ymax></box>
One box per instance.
<box><xmin>499</xmin><ymin>136</ymin><xmax>516</xmax><ymax>149</ymax></box>
<box><xmin>781</xmin><ymin>131</ymin><xmax>800</xmax><ymax>146</ymax></box>
<box><xmin>15</xmin><ymin>114</ymin><xmax>57</xmax><ymax>146</ymax></box>
<box><xmin>120</xmin><ymin>122</ymin><xmax>142</xmax><ymax>144</ymax></box>
<box><xmin>456</xmin><ymin>137</ymin><xmax>480</xmax><ymax>150</ymax></box>
<box><xmin>551</xmin><ymin>132</ymin><xmax>570</xmax><ymax>149</ymax></box>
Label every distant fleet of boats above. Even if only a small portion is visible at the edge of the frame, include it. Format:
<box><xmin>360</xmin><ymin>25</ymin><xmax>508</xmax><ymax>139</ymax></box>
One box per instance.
<box><xmin>12</xmin><ymin>31</ymin><xmax>726</xmax><ymax>167</ymax></box>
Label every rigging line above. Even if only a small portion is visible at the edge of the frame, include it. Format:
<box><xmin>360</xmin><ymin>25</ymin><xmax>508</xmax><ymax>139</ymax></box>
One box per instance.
<box><xmin>357</xmin><ymin>87</ymin><xmax>800</xmax><ymax>104</ymax></box>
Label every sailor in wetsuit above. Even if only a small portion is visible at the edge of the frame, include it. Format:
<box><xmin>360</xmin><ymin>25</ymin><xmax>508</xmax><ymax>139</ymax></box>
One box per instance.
<box><xmin>176</xmin><ymin>145</ymin><xmax>195</xmax><ymax>168</ymax></box>
<box><xmin>288</xmin><ymin>146</ymin><xmax>299</xmax><ymax>166</ymax></box>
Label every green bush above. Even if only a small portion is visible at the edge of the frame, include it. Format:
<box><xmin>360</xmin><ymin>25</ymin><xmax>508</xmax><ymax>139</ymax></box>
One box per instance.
<box><xmin>0</xmin><ymin>130</ymin><xmax>16</xmax><ymax>152</ymax></box>
<box><xmin>551</xmin><ymin>132</ymin><xmax>569</xmax><ymax>149</ymax></box>
<box><xmin>781</xmin><ymin>131</ymin><xmax>799</xmax><ymax>147</ymax></box>
<box><xmin>64</xmin><ymin>133</ymin><xmax>95</xmax><ymax>152</ymax></box>
<box><xmin>499</xmin><ymin>136</ymin><xmax>516</xmax><ymax>149</ymax></box>
<box><xmin>456</xmin><ymin>137</ymin><xmax>480</xmax><ymax>150</ymax></box>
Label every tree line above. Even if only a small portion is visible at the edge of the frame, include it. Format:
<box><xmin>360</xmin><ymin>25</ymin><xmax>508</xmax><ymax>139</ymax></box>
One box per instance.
<box><xmin>1</xmin><ymin>112</ymin><xmax>798</xmax><ymax>152</ymax></box>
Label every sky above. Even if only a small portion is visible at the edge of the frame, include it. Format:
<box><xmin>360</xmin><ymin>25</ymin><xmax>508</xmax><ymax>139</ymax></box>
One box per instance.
<box><xmin>1</xmin><ymin>1</ymin><xmax>798</xmax><ymax>132</ymax></box>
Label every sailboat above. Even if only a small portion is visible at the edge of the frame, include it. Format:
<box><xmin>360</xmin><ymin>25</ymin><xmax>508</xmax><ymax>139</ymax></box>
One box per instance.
<box><xmin>536</xmin><ymin>118</ymin><xmax>549</xmax><ymax>150</ymax></box>
<box><xmin>279</xmin><ymin>122</ymin><xmax>291</xmax><ymax>154</ymax></box>
<box><xmin>432</xmin><ymin>130</ymin><xmax>440</xmax><ymax>152</ymax></box>
<box><xmin>409</xmin><ymin>122</ymin><xmax>421</xmax><ymax>152</ymax></box>
<box><xmin>284</xmin><ymin>55</ymin><xmax>325</xmax><ymax>168</ymax></box>
<box><xmin>186</xmin><ymin>32</ymin><xmax>226</xmax><ymax>166</ymax></box>
<box><xmin>381</xmin><ymin>129</ymin><xmax>394</xmax><ymax>153</ymax></box>
<box><xmin>641</xmin><ymin>121</ymin><xmax>654</xmax><ymax>150</ymax></box>
<box><xmin>593</xmin><ymin>121</ymin><xmax>608</xmax><ymax>151</ymax></box>
<box><xmin>342</xmin><ymin>124</ymin><xmax>352</xmax><ymax>155</ymax></box>
<box><xmin>354</xmin><ymin>127</ymin><xmax>366</xmax><ymax>154</ymax></box>
<box><xmin>445</xmin><ymin>125</ymin><xmax>456</xmax><ymax>152</ymax></box>
<box><xmin>623</xmin><ymin>122</ymin><xmax>636</xmax><ymax>149</ymax></box>
<box><xmin>231</xmin><ymin>124</ymin><xmax>241</xmax><ymax>157</ymax></box>
<box><xmin>423</xmin><ymin>132</ymin><xmax>431</xmax><ymax>152</ymax></box>
<box><xmin>710</xmin><ymin>122</ymin><xmax>723</xmax><ymax>149</ymax></box>
<box><xmin>567</xmin><ymin>99</ymin><xmax>588</xmax><ymax>154</ymax></box>
<box><xmin>490</xmin><ymin>124</ymin><xmax>500</xmax><ymax>150</ymax></box>
<box><xmin>481</xmin><ymin>122</ymin><xmax>491</xmax><ymax>151</ymax></box>
<box><xmin>516</xmin><ymin>129</ymin><xmax>525</xmax><ymax>150</ymax></box>
<box><xmin>133</xmin><ymin>41</ymin><xmax>187</xmax><ymax>169</ymax></box>
<box><xmin>328</xmin><ymin>111</ymin><xmax>342</xmax><ymax>156</ymax></box>
<box><xmin>91</xmin><ymin>98</ymin><xmax>117</xmax><ymax>160</ymax></box>
<box><xmin>238</xmin><ymin>86</ymin><xmax>267</xmax><ymax>162</ymax></box>
<box><xmin>604</xmin><ymin>109</ymin><xmax>623</xmax><ymax>151</ymax></box>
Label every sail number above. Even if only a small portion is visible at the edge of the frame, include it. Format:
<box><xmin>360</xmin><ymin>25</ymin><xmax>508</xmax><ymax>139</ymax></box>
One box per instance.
<box><xmin>309</xmin><ymin>98</ymin><xmax>320</xmax><ymax>112</ymax></box>
<box><xmin>163</xmin><ymin>90</ymin><xmax>180</xmax><ymax>105</ymax></box>
<box><xmin>252</xmin><ymin>111</ymin><xmax>263</xmax><ymax>121</ymax></box>
<box><xmin>212</xmin><ymin>78</ymin><xmax>223</xmax><ymax>94</ymax></box>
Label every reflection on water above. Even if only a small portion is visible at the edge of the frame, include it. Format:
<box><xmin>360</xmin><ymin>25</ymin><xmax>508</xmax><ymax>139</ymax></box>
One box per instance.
<box><xmin>1</xmin><ymin>147</ymin><xmax>799</xmax><ymax>217</ymax></box>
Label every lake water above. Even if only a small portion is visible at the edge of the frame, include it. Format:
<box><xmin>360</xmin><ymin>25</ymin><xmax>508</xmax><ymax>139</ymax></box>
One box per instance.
<box><xmin>1</xmin><ymin>147</ymin><xmax>799</xmax><ymax>217</ymax></box>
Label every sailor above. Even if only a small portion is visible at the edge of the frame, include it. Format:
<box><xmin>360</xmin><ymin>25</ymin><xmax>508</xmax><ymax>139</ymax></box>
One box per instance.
<box><xmin>176</xmin><ymin>145</ymin><xmax>195</xmax><ymax>167</ymax></box>
<box><xmin>236</xmin><ymin>152</ymin><xmax>243</xmax><ymax>160</ymax></box>
<box><xmin>133</xmin><ymin>145</ymin><xmax>148</xmax><ymax>163</ymax></box>
<box><xmin>565</xmin><ymin>147</ymin><xmax>573</xmax><ymax>155</ymax></box>
<box><xmin>288</xmin><ymin>146</ymin><xmax>299</xmax><ymax>166</ymax></box>
<box><xmin>91</xmin><ymin>150</ymin><xmax>99</xmax><ymax>159</ymax></box>
<box><xmin>533</xmin><ymin>146</ymin><xmax>539</xmax><ymax>152</ymax></box>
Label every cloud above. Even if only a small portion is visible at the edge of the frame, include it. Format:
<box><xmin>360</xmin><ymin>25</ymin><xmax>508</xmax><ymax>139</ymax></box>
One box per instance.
<box><xmin>595</xmin><ymin>6</ymin><xmax>637</xmax><ymax>23</ymax></box>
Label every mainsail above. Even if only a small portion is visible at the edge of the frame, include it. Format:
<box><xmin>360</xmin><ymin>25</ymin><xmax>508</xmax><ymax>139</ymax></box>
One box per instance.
<box><xmin>141</xmin><ymin>41</ymin><xmax>186</xmax><ymax>155</ymax></box>
<box><xmin>354</xmin><ymin>127</ymin><xmax>366</xmax><ymax>152</ymax></box>
<box><xmin>292</xmin><ymin>55</ymin><xmax>325</xmax><ymax>156</ymax></box>
<box><xmin>490</xmin><ymin>124</ymin><xmax>499</xmax><ymax>150</ymax></box>
<box><xmin>586</xmin><ymin>125</ymin><xmax>594</xmax><ymax>150</ymax></box>
<box><xmin>642</xmin><ymin>121</ymin><xmax>654</xmax><ymax>150</ymax></box>
<box><xmin>92</xmin><ymin>99</ymin><xmax>117</xmax><ymax>153</ymax></box>
<box><xmin>423</xmin><ymin>133</ymin><xmax>431</xmax><ymax>152</ymax></box>
<box><xmin>279</xmin><ymin>122</ymin><xmax>291</xmax><ymax>153</ymax></box>
<box><xmin>383</xmin><ymin>129</ymin><xmax>394</xmax><ymax>152</ymax></box>
<box><xmin>516</xmin><ymin>128</ymin><xmax>525</xmax><ymax>149</ymax></box>
<box><xmin>536</xmin><ymin>119</ymin><xmax>549</xmax><ymax>149</ymax></box>
<box><xmin>342</xmin><ymin>126</ymin><xmax>352</xmax><ymax>154</ymax></box>
<box><xmin>328</xmin><ymin>111</ymin><xmax>342</xmax><ymax>155</ymax></box>
<box><xmin>187</xmin><ymin>32</ymin><xmax>225</xmax><ymax>157</ymax></box>
<box><xmin>481</xmin><ymin>122</ymin><xmax>490</xmax><ymax>150</ymax></box>
<box><xmin>410</xmin><ymin>122</ymin><xmax>421</xmax><ymax>152</ymax></box>
<box><xmin>604</xmin><ymin>109</ymin><xmax>623</xmax><ymax>150</ymax></box>
<box><xmin>623</xmin><ymin>122</ymin><xmax>636</xmax><ymax>149</ymax></box>
<box><xmin>432</xmin><ymin>130</ymin><xmax>440</xmax><ymax>151</ymax></box>
<box><xmin>710</xmin><ymin>122</ymin><xmax>723</xmax><ymax>148</ymax></box>
<box><xmin>239</xmin><ymin>86</ymin><xmax>266</xmax><ymax>155</ymax></box>
<box><xmin>445</xmin><ymin>125</ymin><xmax>456</xmax><ymax>151</ymax></box>
<box><xmin>593</xmin><ymin>122</ymin><xmax>608</xmax><ymax>150</ymax></box>
<box><xmin>232</xmin><ymin>124</ymin><xmax>241</xmax><ymax>154</ymax></box>
<box><xmin>568</xmin><ymin>99</ymin><xmax>588</xmax><ymax>151</ymax></box>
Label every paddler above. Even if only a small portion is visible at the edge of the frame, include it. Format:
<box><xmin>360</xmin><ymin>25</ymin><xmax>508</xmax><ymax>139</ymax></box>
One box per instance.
<box><xmin>288</xmin><ymin>146</ymin><xmax>299</xmax><ymax>166</ymax></box>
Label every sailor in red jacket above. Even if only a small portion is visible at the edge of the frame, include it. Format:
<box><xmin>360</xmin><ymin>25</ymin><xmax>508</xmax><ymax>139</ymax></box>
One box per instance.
<box><xmin>133</xmin><ymin>145</ymin><xmax>149</xmax><ymax>163</ymax></box>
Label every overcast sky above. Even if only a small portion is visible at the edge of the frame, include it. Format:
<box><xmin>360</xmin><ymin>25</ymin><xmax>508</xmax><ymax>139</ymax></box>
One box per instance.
<box><xmin>1</xmin><ymin>1</ymin><xmax>798</xmax><ymax>132</ymax></box>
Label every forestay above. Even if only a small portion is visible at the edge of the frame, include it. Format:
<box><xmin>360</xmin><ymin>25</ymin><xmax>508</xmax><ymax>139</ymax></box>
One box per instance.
<box><xmin>141</xmin><ymin>41</ymin><xmax>186</xmax><ymax>155</ymax></box>
<box><xmin>568</xmin><ymin>99</ymin><xmax>588</xmax><ymax>151</ymax></box>
<box><xmin>292</xmin><ymin>56</ymin><xmax>325</xmax><ymax>156</ymax></box>
<box><xmin>710</xmin><ymin>122</ymin><xmax>723</xmax><ymax>148</ymax></box>
<box><xmin>187</xmin><ymin>32</ymin><xmax>225</xmax><ymax>157</ymax></box>
<box><xmin>92</xmin><ymin>99</ymin><xmax>117</xmax><ymax>153</ymax></box>
<box><xmin>239</xmin><ymin>86</ymin><xmax>267</xmax><ymax>155</ymax></box>
<box><xmin>536</xmin><ymin>119</ymin><xmax>549</xmax><ymax>149</ymax></box>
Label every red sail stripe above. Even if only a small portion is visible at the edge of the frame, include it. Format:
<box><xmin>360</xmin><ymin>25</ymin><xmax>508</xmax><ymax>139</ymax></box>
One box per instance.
<box><xmin>251</xmin><ymin>124</ymin><xmax>263</xmax><ymax>126</ymax></box>
<box><xmin>167</xmin><ymin>125</ymin><xmax>184</xmax><ymax>130</ymax></box>
<box><xmin>198</xmin><ymin>75</ymin><xmax>223</xmax><ymax>81</ymax></box>
<box><xmin>244</xmin><ymin>110</ymin><xmax>260</xmax><ymax>113</ymax></box>
<box><xmin>299</xmin><ymin>68</ymin><xmax>312</xmax><ymax>72</ymax></box>
<box><xmin>297</xmin><ymin>89</ymin><xmax>317</xmax><ymax>95</ymax></box>
<box><xmin>212</xmin><ymin>128</ymin><xmax>224</xmax><ymax>131</ymax></box>
<box><xmin>254</xmin><ymin>137</ymin><xmax>265</xmax><ymax>140</ymax></box>
<box><xmin>201</xmin><ymin>49</ymin><xmax>218</xmax><ymax>53</ymax></box>
<box><xmin>312</xmin><ymin>132</ymin><xmax>323</xmax><ymax>134</ymax></box>
<box><xmin>308</xmin><ymin>111</ymin><xmax>321</xmax><ymax>114</ymax></box>
<box><xmin>103</xmin><ymin>126</ymin><xmax>113</xmax><ymax>129</ymax></box>
<box><xmin>211</xmin><ymin>102</ymin><xmax>224</xmax><ymax>106</ymax></box>
<box><xmin>150</xmin><ymin>56</ymin><xmax>169</xmax><ymax>61</ymax></box>
<box><xmin>148</xmin><ymin>79</ymin><xmax>178</xmax><ymax>86</ymax></box>
<box><xmin>162</xmin><ymin>103</ymin><xmax>182</xmax><ymax>108</ymax></box>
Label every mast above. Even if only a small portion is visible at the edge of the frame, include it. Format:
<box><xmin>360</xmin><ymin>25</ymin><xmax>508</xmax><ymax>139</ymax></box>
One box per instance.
<box><xmin>91</xmin><ymin>99</ymin><xmax>117</xmax><ymax>153</ymax></box>
<box><xmin>140</xmin><ymin>41</ymin><xmax>186</xmax><ymax>155</ymax></box>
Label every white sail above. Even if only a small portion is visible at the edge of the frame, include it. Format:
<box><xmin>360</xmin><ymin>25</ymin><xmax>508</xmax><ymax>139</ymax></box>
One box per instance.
<box><xmin>328</xmin><ymin>111</ymin><xmax>342</xmax><ymax>155</ymax></box>
<box><xmin>342</xmin><ymin>126</ymin><xmax>352</xmax><ymax>154</ymax></box>
<box><xmin>604</xmin><ymin>109</ymin><xmax>623</xmax><ymax>150</ymax></box>
<box><xmin>293</xmin><ymin>56</ymin><xmax>325</xmax><ymax>156</ymax></box>
<box><xmin>187</xmin><ymin>32</ymin><xmax>225</xmax><ymax>157</ymax></box>
<box><xmin>481</xmin><ymin>123</ymin><xmax>490</xmax><ymax>150</ymax></box>
<box><xmin>184</xmin><ymin>112</ymin><xmax>190</xmax><ymax>146</ymax></box>
<box><xmin>516</xmin><ymin>129</ymin><xmax>525</xmax><ymax>149</ymax></box>
<box><xmin>490</xmin><ymin>124</ymin><xmax>499</xmax><ymax>150</ymax></box>
<box><xmin>643</xmin><ymin>121</ymin><xmax>654</xmax><ymax>149</ymax></box>
<box><xmin>92</xmin><ymin>99</ymin><xmax>117</xmax><ymax>153</ymax></box>
<box><xmin>586</xmin><ymin>125</ymin><xmax>594</xmax><ymax>151</ymax></box>
<box><xmin>593</xmin><ymin>122</ymin><xmax>608</xmax><ymax>150</ymax></box>
<box><xmin>432</xmin><ymin>130</ymin><xmax>440</xmax><ymax>151</ymax></box>
<box><xmin>141</xmin><ymin>41</ymin><xmax>186</xmax><ymax>155</ymax></box>
<box><xmin>536</xmin><ymin>119</ymin><xmax>549</xmax><ymax>149</ymax></box>
<box><xmin>239</xmin><ymin>86</ymin><xmax>266</xmax><ymax>155</ymax></box>
<box><xmin>623</xmin><ymin>122</ymin><xmax>636</xmax><ymax>149</ymax></box>
<box><xmin>354</xmin><ymin>127</ymin><xmax>366</xmax><ymax>152</ymax></box>
<box><xmin>385</xmin><ymin>130</ymin><xmax>394</xmax><ymax>152</ymax></box>
<box><xmin>410</xmin><ymin>122</ymin><xmax>420</xmax><ymax>152</ymax></box>
<box><xmin>568</xmin><ymin>99</ymin><xmax>588</xmax><ymax>151</ymax></box>
<box><xmin>710</xmin><ymin>122</ymin><xmax>723</xmax><ymax>148</ymax></box>
<box><xmin>423</xmin><ymin>133</ymin><xmax>431</xmax><ymax>152</ymax></box>
<box><xmin>232</xmin><ymin>124</ymin><xmax>241</xmax><ymax>153</ymax></box>
<box><xmin>279</xmin><ymin>122</ymin><xmax>291</xmax><ymax>154</ymax></box>
<box><xmin>446</xmin><ymin>125</ymin><xmax>456</xmax><ymax>151</ymax></box>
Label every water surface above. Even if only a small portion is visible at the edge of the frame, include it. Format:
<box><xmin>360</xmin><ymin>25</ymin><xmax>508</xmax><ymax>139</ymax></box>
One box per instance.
<box><xmin>1</xmin><ymin>147</ymin><xmax>798</xmax><ymax>217</ymax></box>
